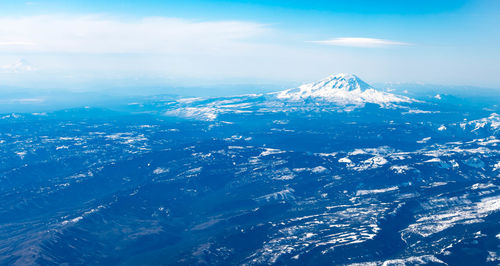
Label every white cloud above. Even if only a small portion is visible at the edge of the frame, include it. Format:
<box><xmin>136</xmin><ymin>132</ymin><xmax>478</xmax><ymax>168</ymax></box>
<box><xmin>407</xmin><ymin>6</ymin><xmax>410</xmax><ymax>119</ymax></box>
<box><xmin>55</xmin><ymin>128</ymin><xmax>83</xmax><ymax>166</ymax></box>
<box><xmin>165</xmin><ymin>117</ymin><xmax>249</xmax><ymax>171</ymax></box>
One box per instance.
<box><xmin>311</xmin><ymin>37</ymin><xmax>410</xmax><ymax>47</ymax></box>
<box><xmin>0</xmin><ymin>15</ymin><xmax>268</xmax><ymax>54</ymax></box>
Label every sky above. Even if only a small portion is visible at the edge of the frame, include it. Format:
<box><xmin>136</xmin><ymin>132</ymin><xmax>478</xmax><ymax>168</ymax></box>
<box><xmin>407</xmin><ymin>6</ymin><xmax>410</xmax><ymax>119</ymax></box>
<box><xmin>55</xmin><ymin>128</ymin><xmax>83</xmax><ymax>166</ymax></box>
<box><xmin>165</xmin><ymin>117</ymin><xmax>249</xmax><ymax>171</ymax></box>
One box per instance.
<box><xmin>0</xmin><ymin>0</ymin><xmax>499</xmax><ymax>93</ymax></box>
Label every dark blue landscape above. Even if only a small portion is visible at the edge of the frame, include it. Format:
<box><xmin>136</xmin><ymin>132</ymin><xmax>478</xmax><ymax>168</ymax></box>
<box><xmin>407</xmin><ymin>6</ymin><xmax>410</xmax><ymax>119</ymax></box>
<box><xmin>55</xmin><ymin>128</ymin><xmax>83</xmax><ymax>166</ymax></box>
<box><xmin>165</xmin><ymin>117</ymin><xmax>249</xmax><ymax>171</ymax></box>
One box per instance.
<box><xmin>1</xmin><ymin>74</ymin><xmax>499</xmax><ymax>265</ymax></box>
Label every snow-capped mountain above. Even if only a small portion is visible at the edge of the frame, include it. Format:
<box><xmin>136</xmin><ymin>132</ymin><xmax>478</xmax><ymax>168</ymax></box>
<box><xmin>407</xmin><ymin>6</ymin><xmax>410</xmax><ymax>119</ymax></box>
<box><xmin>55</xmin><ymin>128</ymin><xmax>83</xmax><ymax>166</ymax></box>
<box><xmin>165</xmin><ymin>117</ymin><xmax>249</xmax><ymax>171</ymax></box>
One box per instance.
<box><xmin>276</xmin><ymin>73</ymin><xmax>411</xmax><ymax>105</ymax></box>
<box><xmin>142</xmin><ymin>73</ymin><xmax>419</xmax><ymax>120</ymax></box>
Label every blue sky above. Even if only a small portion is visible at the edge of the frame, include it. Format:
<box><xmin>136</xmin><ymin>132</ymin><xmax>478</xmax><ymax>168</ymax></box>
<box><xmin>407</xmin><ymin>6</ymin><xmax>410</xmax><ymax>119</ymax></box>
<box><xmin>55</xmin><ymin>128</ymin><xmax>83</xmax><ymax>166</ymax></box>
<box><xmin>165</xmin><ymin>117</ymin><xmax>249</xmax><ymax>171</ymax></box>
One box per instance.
<box><xmin>0</xmin><ymin>0</ymin><xmax>499</xmax><ymax>91</ymax></box>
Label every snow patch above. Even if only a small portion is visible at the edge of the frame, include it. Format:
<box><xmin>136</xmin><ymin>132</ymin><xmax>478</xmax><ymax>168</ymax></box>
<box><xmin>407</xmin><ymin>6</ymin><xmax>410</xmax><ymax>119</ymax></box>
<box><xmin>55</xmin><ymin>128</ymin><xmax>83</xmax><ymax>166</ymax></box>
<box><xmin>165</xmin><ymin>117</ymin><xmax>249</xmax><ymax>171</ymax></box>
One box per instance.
<box><xmin>356</xmin><ymin>186</ymin><xmax>398</xmax><ymax>196</ymax></box>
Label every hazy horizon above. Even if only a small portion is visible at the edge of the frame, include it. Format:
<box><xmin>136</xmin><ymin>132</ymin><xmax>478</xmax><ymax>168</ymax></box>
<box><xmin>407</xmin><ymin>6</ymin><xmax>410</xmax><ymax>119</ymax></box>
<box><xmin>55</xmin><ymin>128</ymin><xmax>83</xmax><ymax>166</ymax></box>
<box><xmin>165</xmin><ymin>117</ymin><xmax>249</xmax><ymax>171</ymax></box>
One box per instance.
<box><xmin>1</xmin><ymin>0</ymin><xmax>499</xmax><ymax>93</ymax></box>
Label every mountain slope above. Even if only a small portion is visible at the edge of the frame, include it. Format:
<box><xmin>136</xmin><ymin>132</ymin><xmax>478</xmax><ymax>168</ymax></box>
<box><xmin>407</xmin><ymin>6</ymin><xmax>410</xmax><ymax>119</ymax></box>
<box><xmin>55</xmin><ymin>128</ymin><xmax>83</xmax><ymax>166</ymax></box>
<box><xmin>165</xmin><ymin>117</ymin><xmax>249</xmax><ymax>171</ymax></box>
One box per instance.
<box><xmin>276</xmin><ymin>73</ymin><xmax>412</xmax><ymax>105</ymax></box>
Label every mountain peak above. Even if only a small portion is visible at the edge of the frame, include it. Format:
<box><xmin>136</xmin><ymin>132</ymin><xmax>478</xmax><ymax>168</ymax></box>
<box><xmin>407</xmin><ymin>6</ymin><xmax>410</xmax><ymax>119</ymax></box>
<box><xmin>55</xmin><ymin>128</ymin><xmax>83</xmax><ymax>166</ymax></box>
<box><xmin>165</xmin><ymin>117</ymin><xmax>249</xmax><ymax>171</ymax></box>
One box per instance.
<box><xmin>312</xmin><ymin>73</ymin><xmax>371</xmax><ymax>92</ymax></box>
<box><xmin>325</xmin><ymin>73</ymin><xmax>358</xmax><ymax>80</ymax></box>
<box><xmin>276</xmin><ymin>73</ymin><xmax>411</xmax><ymax>105</ymax></box>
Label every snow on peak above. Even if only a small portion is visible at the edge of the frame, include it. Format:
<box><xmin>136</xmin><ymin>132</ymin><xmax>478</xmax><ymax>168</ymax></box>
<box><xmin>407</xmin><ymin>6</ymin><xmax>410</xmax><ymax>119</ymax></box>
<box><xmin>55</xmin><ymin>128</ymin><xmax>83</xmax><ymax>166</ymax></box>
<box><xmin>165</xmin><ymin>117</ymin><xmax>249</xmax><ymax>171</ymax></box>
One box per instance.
<box><xmin>276</xmin><ymin>73</ymin><xmax>411</xmax><ymax>105</ymax></box>
<box><xmin>312</xmin><ymin>73</ymin><xmax>372</xmax><ymax>92</ymax></box>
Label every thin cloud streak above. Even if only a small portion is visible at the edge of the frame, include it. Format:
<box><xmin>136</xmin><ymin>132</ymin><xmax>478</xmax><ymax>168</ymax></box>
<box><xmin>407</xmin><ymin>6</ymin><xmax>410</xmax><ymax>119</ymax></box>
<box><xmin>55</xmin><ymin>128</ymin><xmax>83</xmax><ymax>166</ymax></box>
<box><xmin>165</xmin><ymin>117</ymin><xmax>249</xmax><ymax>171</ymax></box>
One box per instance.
<box><xmin>0</xmin><ymin>41</ymin><xmax>36</xmax><ymax>46</ymax></box>
<box><xmin>311</xmin><ymin>37</ymin><xmax>411</xmax><ymax>47</ymax></box>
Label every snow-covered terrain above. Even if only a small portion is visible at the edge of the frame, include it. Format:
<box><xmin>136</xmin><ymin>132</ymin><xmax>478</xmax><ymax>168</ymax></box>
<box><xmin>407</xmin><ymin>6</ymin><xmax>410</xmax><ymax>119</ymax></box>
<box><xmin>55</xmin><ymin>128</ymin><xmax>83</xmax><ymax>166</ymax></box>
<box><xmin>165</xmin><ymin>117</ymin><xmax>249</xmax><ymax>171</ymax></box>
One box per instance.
<box><xmin>0</xmin><ymin>75</ymin><xmax>499</xmax><ymax>265</ymax></box>
<box><xmin>276</xmin><ymin>73</ymin><xmax>412</xmax><ymax>106</ymax></box>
